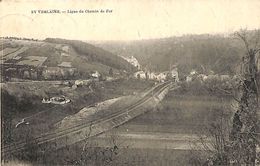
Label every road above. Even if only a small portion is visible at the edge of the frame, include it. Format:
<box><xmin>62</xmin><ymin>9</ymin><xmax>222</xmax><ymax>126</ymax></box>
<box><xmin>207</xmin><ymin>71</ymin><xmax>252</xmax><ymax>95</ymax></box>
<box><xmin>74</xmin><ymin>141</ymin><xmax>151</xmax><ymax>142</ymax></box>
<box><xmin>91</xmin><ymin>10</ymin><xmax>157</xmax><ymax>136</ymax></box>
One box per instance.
<box><xmin>0</xmin><ymin>80</ymin><xmax>64</xmax><ymax>86</ymax></box>
<box><xmin>0</xmin><ymin>77</ymin><xmax>118</xmax><ymax>86</ymax></box>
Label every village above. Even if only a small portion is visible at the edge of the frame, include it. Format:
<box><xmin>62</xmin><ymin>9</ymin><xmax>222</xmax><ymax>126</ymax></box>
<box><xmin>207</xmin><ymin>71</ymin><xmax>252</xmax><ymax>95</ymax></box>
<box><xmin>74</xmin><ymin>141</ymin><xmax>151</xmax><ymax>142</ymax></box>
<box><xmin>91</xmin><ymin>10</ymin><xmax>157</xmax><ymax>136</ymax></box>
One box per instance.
<box><xmin>1</xmin><ymin>44</ymin><xmax>235</xmax><ymax>89</ymax></box>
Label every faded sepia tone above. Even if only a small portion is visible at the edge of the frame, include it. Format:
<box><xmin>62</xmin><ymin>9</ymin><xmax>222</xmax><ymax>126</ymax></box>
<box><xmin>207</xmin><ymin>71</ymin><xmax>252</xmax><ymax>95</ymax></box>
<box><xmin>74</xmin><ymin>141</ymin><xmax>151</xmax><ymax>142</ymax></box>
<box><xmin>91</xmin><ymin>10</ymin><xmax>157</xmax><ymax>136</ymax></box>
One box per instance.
<box><xmin>1</xmin><ymin>0</ymin><xmax>260</xmax><ymax>165</ymax></box>
<box><xmin>1</xmin><ymin>0</ymin><xmax>260</xmax><ymax>40</ymax></box>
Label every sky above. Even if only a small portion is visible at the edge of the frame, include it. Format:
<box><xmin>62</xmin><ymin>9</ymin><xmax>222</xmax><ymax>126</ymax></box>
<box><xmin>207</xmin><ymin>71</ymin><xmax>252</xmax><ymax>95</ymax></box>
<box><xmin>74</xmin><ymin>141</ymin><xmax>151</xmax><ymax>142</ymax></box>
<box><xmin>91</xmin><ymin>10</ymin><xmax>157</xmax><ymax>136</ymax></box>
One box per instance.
<box><xmin>0</xmin><ymin>0</ymin><xmax>260</xmax><ymax>41</ymax></box>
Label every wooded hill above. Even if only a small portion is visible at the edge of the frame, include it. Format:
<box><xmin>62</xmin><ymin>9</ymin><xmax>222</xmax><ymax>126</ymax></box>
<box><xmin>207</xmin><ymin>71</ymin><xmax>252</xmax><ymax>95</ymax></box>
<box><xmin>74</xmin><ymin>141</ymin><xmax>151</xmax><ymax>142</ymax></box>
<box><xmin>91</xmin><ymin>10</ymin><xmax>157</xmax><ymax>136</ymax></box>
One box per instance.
<box><xmin>95</xmin><ymin>33</ymin><xmax>254</xmax><ymax>76</ymax></box>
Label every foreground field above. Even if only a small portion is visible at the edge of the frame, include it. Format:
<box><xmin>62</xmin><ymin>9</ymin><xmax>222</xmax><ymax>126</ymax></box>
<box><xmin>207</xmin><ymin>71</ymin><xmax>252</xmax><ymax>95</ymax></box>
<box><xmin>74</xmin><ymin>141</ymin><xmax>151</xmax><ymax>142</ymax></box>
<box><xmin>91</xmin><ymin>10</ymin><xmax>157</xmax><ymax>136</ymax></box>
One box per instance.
<box><xmin>116</xmin><ymin>92</ymin><xmax>233</xmax><ymax>135</ymax></box>
<box><xmin>13</xmin><ymin>90</ymin><xmax>233</xmax><ymax>165</ymax></box>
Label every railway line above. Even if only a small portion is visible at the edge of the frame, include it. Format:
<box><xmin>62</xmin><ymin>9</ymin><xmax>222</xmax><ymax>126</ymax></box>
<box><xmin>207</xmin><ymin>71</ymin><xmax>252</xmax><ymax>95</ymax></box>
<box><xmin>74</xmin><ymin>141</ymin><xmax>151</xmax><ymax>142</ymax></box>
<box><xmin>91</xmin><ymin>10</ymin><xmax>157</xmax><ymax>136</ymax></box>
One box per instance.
<box><xmin>2</xmin><ymin>81</ymin><xmax>174</xmax><ymax>156</ymax></box>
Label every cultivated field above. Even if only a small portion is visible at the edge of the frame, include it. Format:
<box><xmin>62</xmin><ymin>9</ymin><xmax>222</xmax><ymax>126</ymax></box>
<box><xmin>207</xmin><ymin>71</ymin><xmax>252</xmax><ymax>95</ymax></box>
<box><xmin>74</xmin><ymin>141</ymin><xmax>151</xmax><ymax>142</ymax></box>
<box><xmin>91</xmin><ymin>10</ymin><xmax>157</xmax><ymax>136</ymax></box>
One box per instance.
<box><xmin>3</xmin><ymin>46</ymin><xmax>28</xmax><ymax>62</ymax></box>
<box><xmin>1</xmin><ymin>47</ymin><xmax>19</xmax><ymax>57</ymax></box>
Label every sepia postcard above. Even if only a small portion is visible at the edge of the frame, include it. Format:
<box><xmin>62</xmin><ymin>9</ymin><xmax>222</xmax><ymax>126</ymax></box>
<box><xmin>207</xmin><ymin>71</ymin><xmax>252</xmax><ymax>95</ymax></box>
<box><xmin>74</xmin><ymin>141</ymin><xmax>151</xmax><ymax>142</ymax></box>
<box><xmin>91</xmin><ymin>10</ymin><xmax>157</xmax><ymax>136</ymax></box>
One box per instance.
<box><xmin>1</xmin><ymin>0</ymin><xmax>260</xmax><ymax>165</ymax></box>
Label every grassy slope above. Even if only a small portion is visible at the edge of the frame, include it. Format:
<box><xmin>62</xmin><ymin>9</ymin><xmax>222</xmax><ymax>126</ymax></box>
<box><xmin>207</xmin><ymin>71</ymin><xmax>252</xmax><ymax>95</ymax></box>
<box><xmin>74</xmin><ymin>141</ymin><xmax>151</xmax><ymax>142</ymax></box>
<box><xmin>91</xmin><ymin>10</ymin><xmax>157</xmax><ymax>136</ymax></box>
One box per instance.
<box><xmin>2</xmin><ymin>38</ymin><xmax>136</xmax><ymax>77</ymax></box>
<box><xmin>44</xmin><ymin>38</ymin><xmax>136</xmax><ymax>72</ymax></box>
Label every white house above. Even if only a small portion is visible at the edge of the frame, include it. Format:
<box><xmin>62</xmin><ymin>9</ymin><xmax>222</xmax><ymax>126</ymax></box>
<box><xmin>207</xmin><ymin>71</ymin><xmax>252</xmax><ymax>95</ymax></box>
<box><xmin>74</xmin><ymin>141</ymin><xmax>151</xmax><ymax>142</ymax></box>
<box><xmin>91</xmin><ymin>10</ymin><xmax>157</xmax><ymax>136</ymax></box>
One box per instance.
<box><xmin>190</xmin><ymin>69</ymin><xmax>197</xmax><ymax>75</ymax></box>
<box><xmin>186</xmin><ymin>69</ymin><xmax>198</xmax><ymax>82</ymax></box>
<box><xmin>75</xmin><ymin>80</ymin><xmax>84</xmax><ymax>86</ymax></box>
<box><xmin>170</xmin><ymin>68</ymin><xmax>179</xmax><ymax>82</ymax></box>
<box><xmin>148</xmin><ymin>72</ymin><xmax>157</xmax><ymax>80</ymax></box>
<box><xmin>42</xmin><ymin>67</ymin><xmax>62</xmax><ymax>79</ymax></box>
<box><xmin>186</xmin><ymin>76</ymin><xmax>193</xmax><ymax>82</ymax></box>
<box><xmin>134</xmin><ymin>71</ymin><xmax>147</xmax><ymax>79</ymax></box>
<box><xmin>156</xmin><ymin>72</ymin><xmax>167</xmax><ymax>82</ymax></box>
<box><xmin>220</xmin><ymin>75</ymin><xmax>230</xmax><ymax>81</ymax></box>
<box><xmin>197</xmin><ymin>74</ymin><xmax>208</xmax><ymax>82</ymax></box>
<box><xmin>91</xmin><ymin>71</ymin><xmax>101</xmax><ymax>78</ymax></box>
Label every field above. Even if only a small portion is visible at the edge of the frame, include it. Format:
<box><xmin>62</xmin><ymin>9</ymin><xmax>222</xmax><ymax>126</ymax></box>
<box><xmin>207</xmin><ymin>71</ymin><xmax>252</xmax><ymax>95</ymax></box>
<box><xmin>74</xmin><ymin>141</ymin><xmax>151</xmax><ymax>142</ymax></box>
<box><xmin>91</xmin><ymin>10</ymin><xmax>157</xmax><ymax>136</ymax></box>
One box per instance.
<box><xmin>17</xmin><ymin>56</ymin><xmax>47</xmax><ymax>67</ymax></box>
<box><xmin>1</xmin><ymin>48</ymin><xmax>19</xmax><ymax>57</ymax></box>
<box><xmin>113</xmin><ymin>92</ymin><xmax>232</xmax><ymax>135</ymax></box>
<box><xmin>2</xmin><ymin>46</ymin><xmax>28</xmax><ymax>62</ymax></box>
<box><xmin>0</xmin><ymin>38</ymin><xmax>136</xmax><ymax>81</ymax></box>
<box><xmin>10</xmin><ymin>87</ymin><xmax>234</xmax><ymax>165</ymax></box>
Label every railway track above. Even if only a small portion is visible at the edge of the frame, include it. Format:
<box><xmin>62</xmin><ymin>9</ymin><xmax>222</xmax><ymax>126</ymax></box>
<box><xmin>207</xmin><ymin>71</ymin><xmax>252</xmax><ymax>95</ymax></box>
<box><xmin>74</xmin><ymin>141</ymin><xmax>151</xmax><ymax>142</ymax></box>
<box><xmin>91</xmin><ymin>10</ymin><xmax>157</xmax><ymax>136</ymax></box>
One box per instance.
<box><xmin>2</xmin><ymin>81</ymin><xmax>173</xmax><ymax>156</ymax></box>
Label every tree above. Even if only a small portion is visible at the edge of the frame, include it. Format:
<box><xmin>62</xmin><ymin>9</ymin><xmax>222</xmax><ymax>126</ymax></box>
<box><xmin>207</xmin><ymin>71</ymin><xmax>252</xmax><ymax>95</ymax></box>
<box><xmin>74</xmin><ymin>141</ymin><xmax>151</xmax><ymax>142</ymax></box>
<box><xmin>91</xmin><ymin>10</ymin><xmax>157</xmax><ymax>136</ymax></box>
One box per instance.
<box><xmin>65</xmin><ymin>125</ymin><xmax>121</xmax><ymax>166</ymax></box>
<box><xmin>1</xmin><ymin>90</ymin><xmax>16</xmax><ymax>145</ymax></box>
<box><xmin>190</xmin><ymin>29</ymin><xmax>260</xmax><ymax>165</ymax></box>
<box><xmin>145</xmin><ymin>72</ymin><xmax>149</xmax><ymax>80</ymax></box>
<box><xmin>109</xmin><ymin>68</ymin><xmax>113</xmax><ymax>76</ymax></box>
<box><xmin>229</xmin><ymin>29</ymin><xmax>260</xmax><ymax>165</ymax></box>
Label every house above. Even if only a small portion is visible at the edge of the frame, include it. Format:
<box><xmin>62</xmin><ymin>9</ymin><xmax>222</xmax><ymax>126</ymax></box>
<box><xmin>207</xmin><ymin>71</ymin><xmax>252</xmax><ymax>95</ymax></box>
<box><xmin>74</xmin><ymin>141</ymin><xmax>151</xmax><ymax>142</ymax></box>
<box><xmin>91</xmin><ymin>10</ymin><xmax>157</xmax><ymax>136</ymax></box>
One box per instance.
<box><xmin>190</xmin><ymin>69</ymin><xmax>197</xmax><ymax>75</ymax></box>
<box><xmin>205</xmin><ymin>74</ymin><xmax>220</xmax><ymax>82</ymax></box>
<box><xmin>156</xmin><ymin>72</ymin><xmax>167</xmax><ymax>82</ymax></box>
<box><xmin>197</xmin><ymin>74</ymin><xmax>208</xmax><ymax>82</ymax></box>
<box><xmin>148</xmin><ymin>72</ymin><xmax>157</xmax><ymax>80</ymax></box>
<box><xmin>60</xmin><ymin>68</ymin><xmax>76</xmax><ymax>78</ymax></box>
<box><xmin>42</xmin><ymin>67</ymin><xmax>62</xmax><ymax>79</ymax></box>
<box><xmin>134</xmin><ymin>71</ymin><xmax>147</xmax><ymax>79</ymax></box>
<box><xmin>75</xmin><ymin>80</ymin><xmax>84</xmax><ymax>87</ymax></box>
<box><xmin>186</xmin><ymin>70</ymin><xmax>198</xmax><ymax>82</ymax></box>
<box><xmin>186</xmin><ymin>76</ymin><xmax>193</xmax><ymax>82</ymax></box>
<box><xmin>91</xmin><ymin>71</ymin><xmax>101</xmax><ymax>78</ymax></box>
<box><xmin>62</xmin><ymin>45</ymin><xmax>70</xmax><ymax>53</ymax></box>
<box><xmin>220</xmin><ymin>75</ymin><xmax>231</xmax><ymax>81</ymax></box>
<box><xmin>61</xmin><ymin>52</ymin><xmax>69</xmax><ymax>57</ymax></box>
<box><xmin>23</xmin><ymin>70</ymin><xmax>30</xmax><ymax>79</ymax></box>
<box><xmin>170</xmin><ymin>68</ymin><xmax>179</xmax><ymax>82</ymax></box>
<box><xmin>74</xmin><ymin>79</ymin><xmax>91</xmax><ymax>87</ymax></box>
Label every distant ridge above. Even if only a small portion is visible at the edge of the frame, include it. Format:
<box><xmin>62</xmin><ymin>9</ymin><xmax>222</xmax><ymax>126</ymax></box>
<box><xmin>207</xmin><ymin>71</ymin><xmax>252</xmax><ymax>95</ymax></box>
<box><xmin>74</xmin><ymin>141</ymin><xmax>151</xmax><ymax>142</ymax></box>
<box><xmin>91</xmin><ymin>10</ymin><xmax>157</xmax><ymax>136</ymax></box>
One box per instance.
<box><xmin>95</xmin><ymin>32</ymin><xmax>259</xmax><ymax>76</ymax></box>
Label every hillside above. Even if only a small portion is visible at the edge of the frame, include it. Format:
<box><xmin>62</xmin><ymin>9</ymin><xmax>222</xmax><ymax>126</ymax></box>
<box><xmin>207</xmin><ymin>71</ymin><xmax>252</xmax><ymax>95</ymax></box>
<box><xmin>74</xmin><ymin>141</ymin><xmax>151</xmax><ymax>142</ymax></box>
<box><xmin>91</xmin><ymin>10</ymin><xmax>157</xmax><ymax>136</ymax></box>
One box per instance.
<box><xmin>94</xmin><ymin>34</ymin><xmax>247</xmax><ymax>76</ymax></box>
<box><xmin>44</xmin><ymin>38</ymin><xmax>136</xmax><ymax>72</ymax></box>
<box><xmin>1</xmin><ymin>38</ymin><xmax>136</xmax><ymax>80</ymax></box>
